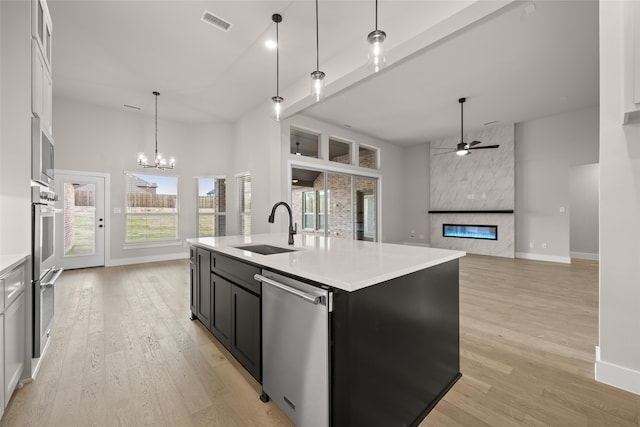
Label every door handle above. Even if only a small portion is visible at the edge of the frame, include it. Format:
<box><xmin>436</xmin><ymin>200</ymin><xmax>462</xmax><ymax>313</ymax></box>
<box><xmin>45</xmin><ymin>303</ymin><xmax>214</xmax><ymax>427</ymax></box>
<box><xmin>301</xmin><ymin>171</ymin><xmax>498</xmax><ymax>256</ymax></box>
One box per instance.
<box><xmin>254</xmin><ymin>274</ymin><xmax>322</xmax><ymax>305</ymax></box>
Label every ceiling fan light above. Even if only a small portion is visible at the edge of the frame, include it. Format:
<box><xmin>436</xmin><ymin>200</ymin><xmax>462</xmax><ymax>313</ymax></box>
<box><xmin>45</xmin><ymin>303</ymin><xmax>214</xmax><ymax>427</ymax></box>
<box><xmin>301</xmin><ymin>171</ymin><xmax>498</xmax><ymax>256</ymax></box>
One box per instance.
<box><xmin>456</xmin><ymin>149</ymin><xmax>470</xmax><ymax>156</ymax></box>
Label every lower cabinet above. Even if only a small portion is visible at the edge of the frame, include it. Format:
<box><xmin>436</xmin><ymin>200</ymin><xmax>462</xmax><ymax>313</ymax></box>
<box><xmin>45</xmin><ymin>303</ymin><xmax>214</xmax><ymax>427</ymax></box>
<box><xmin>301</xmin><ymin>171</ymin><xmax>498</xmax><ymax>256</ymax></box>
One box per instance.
<box><xmin>0</xmin><ymin>258</ymin><xmax>27</xmax><ymax>415</ymax></box>
<box><xmin>190</xmin><ymin>247</ymin><xmax>261</xmax><ymax>381</ymax></box>
<box><xmin>230</xmin><ymin>284</ymin><xmax>261</xmax><ymax>380</ymax></box>
<box><xmin>195</xmin><ymin>248</ymin><xmax>212</xmax><ymax>330</ymax></box>
<box><xmin>210</xmin><ymin>273</ymin><xmax>231</xmax><ymax>349</ymax></box>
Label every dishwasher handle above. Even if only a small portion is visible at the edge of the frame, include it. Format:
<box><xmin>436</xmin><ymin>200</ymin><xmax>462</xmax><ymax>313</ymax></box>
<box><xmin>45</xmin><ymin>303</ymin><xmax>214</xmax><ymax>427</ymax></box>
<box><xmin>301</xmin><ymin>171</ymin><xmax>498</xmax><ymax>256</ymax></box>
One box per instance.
<box><xmin>254</xmin><ymin>274</ymin><xmax>322</xmax><ymax>305</ymax></box>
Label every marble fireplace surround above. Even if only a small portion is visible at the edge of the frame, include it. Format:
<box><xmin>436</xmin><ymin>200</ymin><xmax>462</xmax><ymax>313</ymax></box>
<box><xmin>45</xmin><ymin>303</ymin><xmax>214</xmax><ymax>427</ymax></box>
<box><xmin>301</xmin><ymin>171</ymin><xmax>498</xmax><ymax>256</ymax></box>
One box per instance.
<box><xmin>429</xmin><ymin>124</ymin><xmax>515</xmax><ymax>258</ymax></box>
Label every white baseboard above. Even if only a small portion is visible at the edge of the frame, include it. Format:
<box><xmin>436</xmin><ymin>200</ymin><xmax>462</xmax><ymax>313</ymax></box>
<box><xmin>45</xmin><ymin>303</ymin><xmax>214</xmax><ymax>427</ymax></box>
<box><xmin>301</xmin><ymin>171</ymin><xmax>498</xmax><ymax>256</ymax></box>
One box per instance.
<box><xmin>106</xmin><ymin>252</ymin><xmax>189</xmax><ymax>267</ymax></box>
<box><xmin>570</xmin><ymin>251</ymin><xmax>599</xmax><ymax>261</ymax></box>
<box><xmin>515</xmin><ymin>252</ymin><xmax>571</xmax><ymax>264</ymax></box>
<box><xmin>595</xmin><ymin>346</ymin><xmax>640</xmax><ymax>395</ymax></box>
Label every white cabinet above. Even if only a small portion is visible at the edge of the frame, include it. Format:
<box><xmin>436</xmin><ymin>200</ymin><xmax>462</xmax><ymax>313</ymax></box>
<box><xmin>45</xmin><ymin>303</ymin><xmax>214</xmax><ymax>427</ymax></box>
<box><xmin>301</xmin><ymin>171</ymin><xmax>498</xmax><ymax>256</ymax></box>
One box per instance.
<box><xmin>31</xmin><ymin>40</ymin><xmax>52</xmax><ymax>135</ymax></box>
<box><xmin>30</xmin><ymin>0</ymin><xmax>52</xmax><ymax>134</ymax></box>
<box><xmin>0</xmin><ymin>261</ymin><xmax>26</xmax><ymax>411</ymax></box>
<box><xmin>31</xmin><ymin>0</ymin><xmax>52</xmax><ymax>70</ymax></box>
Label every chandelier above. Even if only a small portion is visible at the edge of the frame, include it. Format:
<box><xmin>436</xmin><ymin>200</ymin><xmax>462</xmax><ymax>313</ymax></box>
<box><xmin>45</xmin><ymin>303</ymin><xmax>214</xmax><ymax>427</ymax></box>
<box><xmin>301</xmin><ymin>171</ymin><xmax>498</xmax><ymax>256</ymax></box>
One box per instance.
<box><xmin>138</xmin><ymin>91</ymin><xmax>175</xmax><ymax>170</ymax></box>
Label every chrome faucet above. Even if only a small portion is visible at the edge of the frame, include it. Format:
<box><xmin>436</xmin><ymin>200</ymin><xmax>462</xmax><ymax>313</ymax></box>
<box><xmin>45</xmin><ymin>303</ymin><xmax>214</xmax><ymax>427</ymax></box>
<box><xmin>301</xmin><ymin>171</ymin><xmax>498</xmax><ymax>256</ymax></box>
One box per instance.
<box><xmin>268</xmin><ymin>201</ymin><xmax>297</xmax><ymax>245</ymax></box>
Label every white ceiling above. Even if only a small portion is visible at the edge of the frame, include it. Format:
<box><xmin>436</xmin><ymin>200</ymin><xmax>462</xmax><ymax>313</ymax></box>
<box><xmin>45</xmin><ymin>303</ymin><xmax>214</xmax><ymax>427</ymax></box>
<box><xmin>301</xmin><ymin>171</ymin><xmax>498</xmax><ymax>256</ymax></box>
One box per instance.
<box><xmin>48</xmin><ymin>1</ymin><xmax>598</xmax><ymax>146</ymax></box>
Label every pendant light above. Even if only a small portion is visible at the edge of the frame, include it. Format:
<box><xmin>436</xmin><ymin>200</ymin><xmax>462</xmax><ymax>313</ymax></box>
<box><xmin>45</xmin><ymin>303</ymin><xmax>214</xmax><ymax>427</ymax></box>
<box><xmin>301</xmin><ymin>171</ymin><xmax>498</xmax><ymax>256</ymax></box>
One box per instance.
<box><xmin>310</xmin><ymin>0</ymin><xmax>325</xmax><ymax>101</ymax></box>
<box><xmin>367</xmin><ymin>0</ymin><xmax>386</xmax><ymax>72</ymax></box>
<box><xmin>138</xmin><ymin>91</ymin><xmax>175</xmax><ymax>170</ymax></box>
<box><xmin>271</xmin><ymin>13</ymin><xmax>284</xmax><ymax>121</ymax></box>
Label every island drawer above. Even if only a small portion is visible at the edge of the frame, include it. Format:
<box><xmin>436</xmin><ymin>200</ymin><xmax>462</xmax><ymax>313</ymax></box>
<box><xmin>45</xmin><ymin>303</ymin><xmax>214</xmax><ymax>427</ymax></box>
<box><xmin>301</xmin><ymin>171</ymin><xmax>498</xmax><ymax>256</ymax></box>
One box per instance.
<box><xmin>212</xmin><ymin>252</ymin><xmax>261</xmax><ymax>295</ymax></box>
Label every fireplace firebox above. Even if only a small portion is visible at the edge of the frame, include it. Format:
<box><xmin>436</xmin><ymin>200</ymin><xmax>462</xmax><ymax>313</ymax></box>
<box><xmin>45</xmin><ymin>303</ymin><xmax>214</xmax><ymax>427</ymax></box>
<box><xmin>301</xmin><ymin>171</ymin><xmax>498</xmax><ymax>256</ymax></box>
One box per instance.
<box><xmin>443</xmin><ymin>224</ymin><xmax>497</xmax><ymax>240</ymax></box>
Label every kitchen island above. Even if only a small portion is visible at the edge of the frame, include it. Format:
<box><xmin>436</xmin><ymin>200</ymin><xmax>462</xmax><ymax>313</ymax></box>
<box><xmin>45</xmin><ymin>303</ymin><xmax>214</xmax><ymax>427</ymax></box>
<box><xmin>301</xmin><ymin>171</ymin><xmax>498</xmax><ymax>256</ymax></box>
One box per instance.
<box><xmin>187</xmin><ymin>233</ymin><xmax>465</xmax><ymax>426</ymax></box>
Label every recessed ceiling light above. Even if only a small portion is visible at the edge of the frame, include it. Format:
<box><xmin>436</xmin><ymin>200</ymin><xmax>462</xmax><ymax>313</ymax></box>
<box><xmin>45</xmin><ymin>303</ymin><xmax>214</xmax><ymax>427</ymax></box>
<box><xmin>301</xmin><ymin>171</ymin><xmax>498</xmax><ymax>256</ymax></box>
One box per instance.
<box><xmin>343</xmin><ymin>124</ymin><xmax>352</xmax><ymax>128</ymax></box>
<box><xmin>265</xmin><ymin>39</ymin><xmax>277</xmax><ymax>49</ymax></box>
<box><xmin>123</xmin><ymin>104</ymin><xmax>141</xmax><ymax>110</ymax></box>
<box><xmin>483</xmin><ymin>120</ymin><xmax>498</xmax><ymax>126</ymax></box>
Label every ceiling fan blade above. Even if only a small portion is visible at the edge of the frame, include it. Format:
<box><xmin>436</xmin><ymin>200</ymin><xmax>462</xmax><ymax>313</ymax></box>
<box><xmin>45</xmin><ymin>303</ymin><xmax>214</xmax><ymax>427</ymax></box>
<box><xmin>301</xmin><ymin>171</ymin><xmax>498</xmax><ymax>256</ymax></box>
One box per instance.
<box><xmin>469</xmin><ymin>145</ymin><xmax>500</xmax><ymax>150</ymax></box>
<box><xmin>468</xmin><ymin>140</ymin><xmax>482</xmax><ymax>147</ymax></box>
<box><xmin>433</xmin><ymin>150</ymin><xmax>457</xmax><ymax>156</ymax></box>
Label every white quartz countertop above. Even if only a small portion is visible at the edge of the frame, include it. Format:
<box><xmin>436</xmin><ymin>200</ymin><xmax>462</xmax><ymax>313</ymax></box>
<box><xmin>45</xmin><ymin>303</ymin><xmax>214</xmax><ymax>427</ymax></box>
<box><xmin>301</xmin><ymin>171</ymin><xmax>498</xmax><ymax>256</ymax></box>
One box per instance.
<box><xmin>0</xmin><ymin>254</ymin><xmax>29</xmax><ymax>276</ymax></box>
<box><xmin>187</xmin><ymin>234</ymin><xmax>465</xmax><ymax>292</ymax></box>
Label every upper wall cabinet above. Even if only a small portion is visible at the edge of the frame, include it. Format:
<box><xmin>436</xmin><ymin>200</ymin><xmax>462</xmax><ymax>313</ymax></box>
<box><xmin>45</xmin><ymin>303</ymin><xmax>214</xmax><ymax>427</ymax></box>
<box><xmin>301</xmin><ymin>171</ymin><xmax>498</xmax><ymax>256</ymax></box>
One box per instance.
<box><xmin>31</xmin><ymin>0</ymin><xmax>53</xmax><ymax>134</ymax></box>
<box><xmin>31</xmin><ymin>0</ymin><xmax>52</xmax><ymax>71</ymax></box>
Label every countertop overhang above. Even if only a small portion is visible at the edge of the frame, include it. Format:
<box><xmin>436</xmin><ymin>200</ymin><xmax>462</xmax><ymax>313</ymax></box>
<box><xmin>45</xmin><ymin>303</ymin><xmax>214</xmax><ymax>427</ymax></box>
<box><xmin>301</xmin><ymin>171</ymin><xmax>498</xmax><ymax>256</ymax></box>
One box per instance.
<box><xmin>187</xmin><ymin>234</ymin><xmax>465</xmax><ymax>292</ymax></box>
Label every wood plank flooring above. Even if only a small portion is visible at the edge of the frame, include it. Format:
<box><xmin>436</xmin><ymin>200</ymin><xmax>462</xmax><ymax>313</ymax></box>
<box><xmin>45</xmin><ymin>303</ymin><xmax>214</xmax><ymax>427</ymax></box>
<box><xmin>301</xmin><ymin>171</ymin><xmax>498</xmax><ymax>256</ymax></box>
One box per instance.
<box><xmin>1</xmin><ymin>255</ymin><xmax>638</xmax><ymax>426</ymax></box>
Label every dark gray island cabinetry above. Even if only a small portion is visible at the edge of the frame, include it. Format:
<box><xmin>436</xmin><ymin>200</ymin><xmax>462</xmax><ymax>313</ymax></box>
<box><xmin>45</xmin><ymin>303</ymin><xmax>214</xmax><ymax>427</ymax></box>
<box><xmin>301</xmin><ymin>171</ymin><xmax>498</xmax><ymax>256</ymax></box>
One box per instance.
<box><xmin>188</xmin><ymin>234</ymin><xmax>465</xmax><ymax>426</ymax></box>
<box><xmin>190</xmin><ymin>246</ymin><xmax>261</xmax><ymax>381</ymax></box>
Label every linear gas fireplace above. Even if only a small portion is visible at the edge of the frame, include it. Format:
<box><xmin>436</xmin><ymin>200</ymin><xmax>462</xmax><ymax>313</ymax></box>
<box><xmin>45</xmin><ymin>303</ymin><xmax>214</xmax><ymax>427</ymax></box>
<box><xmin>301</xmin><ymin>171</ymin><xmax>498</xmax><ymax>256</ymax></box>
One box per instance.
<box><xmin>443</xmin><ymin>224</ymin><xmax>497</xmax><ymax>240</ymax></box>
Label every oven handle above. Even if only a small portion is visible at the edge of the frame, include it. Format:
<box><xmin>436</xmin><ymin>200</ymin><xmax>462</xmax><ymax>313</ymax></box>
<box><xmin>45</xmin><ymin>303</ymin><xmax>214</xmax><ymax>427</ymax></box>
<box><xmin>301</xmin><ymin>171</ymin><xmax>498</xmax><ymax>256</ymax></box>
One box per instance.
<box><xmin>40</xmin><ymin>267</ymin><xmax>64</xmax><ymax>289</ymax></box>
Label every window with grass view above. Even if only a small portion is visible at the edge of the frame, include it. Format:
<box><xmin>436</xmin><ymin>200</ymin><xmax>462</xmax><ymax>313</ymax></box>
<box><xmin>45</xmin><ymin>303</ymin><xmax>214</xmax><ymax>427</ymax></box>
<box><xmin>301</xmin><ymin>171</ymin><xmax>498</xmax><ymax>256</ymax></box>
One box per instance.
<box><xmin>197</xmin><ymin>177</ymin><xmax>226</xmax><ymax>237</ymax></box>
<box><xmin>125</xmin><ymin>172</ymin><xmax>178</xmax><ymax>242</ymax></box>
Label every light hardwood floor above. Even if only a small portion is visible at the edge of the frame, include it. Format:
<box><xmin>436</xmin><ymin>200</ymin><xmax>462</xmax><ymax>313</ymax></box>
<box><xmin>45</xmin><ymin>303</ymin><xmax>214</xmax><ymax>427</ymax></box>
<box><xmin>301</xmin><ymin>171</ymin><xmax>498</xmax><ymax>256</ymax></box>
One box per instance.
<box><xmin>1</xmin><ymin>256</ymin><xmax>638</xmax><ymax>426</ymax></box>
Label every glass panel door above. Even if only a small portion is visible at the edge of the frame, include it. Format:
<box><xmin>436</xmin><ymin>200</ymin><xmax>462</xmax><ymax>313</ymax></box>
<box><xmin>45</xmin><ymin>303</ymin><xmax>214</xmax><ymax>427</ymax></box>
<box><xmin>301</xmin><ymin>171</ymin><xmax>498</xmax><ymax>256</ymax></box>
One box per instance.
<box><xmin>55</xmin><ymin>173</ymin><xmax>106</xmax><ymax>269</ymax></box>
<box><xmin>354</xmin><ymin>176</ymin><xmax>378</xmax><ymax>241</ymax></box>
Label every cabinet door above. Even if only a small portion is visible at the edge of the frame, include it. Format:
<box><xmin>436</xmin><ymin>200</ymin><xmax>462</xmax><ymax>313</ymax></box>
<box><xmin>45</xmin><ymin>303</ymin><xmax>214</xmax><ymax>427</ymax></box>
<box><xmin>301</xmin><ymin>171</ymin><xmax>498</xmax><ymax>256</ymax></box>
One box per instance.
<box><xmin>210</xmin><ymin>274</ymin><xmax>231</xmax><ymax>349</ymax></box>
<box><xmin>190</xmin><ymin>260</ymin><xmax>197</xmax><ymax>316</ymax></box>
<box><xmin>31</xmin><ymin>42</ymin><xmax>45</xmax><ymax>121</ymax></box>
<box><xmin>231</xmin><ymin>285</ymin><xmax>261</xmax><ymax>381</ymax></box>
<box><xmin>196</xmin><ymin>249</ymin><xmax>211</xmax><ymax>330</ymax></box>
<box><xmin>43</xmin><ymin>70</ymin><xmax>53</xmax><ymax>134</ymax></box>
<box><xmin>4</xmin><ymin>293</ymin><xmax>24</xmax><ymax>407</ymax></box>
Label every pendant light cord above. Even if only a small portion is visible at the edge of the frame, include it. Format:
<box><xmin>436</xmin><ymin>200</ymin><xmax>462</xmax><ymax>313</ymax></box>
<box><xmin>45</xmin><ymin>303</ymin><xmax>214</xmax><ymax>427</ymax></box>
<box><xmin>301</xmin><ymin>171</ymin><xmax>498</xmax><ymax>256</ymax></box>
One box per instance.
<box><xmin>315</xmin><ymin>0</ymin><xmax>320</xmax><ymax>71</ymax></box>
<box><xmin>460</xmin><ymin>99</ymin><xmax>464</xmax><ymax>143</ymax></box>
<box><xmin>276</xmin><ymin>20</ymin><xmax>280</xmax><ymax>96</ymax></box>
<box><xmin>375</xmin><ymin>0</ymin><xmax>378</xmax><ymax>31</ymax></box>
<box><xmin>155</xmin><ymin>92</ymin><xmax>159</xmax><ymax>159</ymax></box>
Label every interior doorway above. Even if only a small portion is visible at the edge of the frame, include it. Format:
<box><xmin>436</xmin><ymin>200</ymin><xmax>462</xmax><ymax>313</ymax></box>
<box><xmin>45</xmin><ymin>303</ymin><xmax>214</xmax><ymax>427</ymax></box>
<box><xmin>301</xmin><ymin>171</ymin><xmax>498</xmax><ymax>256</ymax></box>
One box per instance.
<box><xmin>54</xmin><ymin>171</ymin><xmax>109</xmax><ymax>269</ymax></box>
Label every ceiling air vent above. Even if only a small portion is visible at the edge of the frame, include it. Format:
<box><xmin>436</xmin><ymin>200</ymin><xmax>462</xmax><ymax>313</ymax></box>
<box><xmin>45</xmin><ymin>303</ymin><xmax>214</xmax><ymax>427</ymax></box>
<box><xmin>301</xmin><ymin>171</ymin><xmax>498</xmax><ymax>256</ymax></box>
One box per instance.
<box><xmin>201</xmin><ymin>10</ymin><xmax>232</xmax><ymax>32</ymax></box>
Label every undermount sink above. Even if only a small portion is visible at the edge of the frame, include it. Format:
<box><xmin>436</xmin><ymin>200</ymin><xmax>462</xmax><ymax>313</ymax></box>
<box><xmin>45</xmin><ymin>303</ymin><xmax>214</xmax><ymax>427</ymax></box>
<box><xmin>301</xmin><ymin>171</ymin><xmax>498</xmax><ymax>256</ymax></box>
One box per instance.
<box><xmin>235</xmin><ymin>244</ymin><xmax>298</xmax><ymax>255</ymax></box>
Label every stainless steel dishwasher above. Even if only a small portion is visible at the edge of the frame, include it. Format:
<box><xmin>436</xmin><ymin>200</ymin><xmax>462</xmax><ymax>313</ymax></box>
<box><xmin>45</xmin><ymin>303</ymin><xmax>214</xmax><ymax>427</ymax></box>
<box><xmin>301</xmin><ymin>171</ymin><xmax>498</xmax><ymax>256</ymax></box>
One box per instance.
<box><xmin>255</xmin><ymin>270</ymin><xmax>332</xmax><ymax>427</ymax></box>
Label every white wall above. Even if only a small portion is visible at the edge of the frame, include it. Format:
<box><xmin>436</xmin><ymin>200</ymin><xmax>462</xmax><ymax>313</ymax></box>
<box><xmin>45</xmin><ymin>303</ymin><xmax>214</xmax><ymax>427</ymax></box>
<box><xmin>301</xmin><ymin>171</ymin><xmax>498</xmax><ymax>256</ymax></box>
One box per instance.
<box><xmin>280</xmin><ymin>114</ymin><xmax>406</xmax><ymax>243</ymax></box>
<box><xmin>515</xmin><ymin>106</ymin><xmax>599</xmax><ymax>262</ymax></box>
<box><xmin>403</xmin><ymin>144</ymin><xmax>430</xmax><ymax>245</ymax></box>
<box><xmin>596</xmin><ymin>0</ymin><xmax>640</xmax><ymax>395</ymax></box>
<box><xmin>569</xmin><ymin>163</ymin><xmax>599</xmax><ymax>259</ymax></box>
<box><xmin>0</xmin><ymin>0</ymin><xmax>31</xmax><ymax>256</ymax></box>
<box><xmin>233</xmin><ymin>103</ymin><xmax>281</xmax><ymax>235</ymax></box>
<box><xmin>53</xmin><ymin>96</ymin><xmax>234</xmax><ymax>264</ymax></box>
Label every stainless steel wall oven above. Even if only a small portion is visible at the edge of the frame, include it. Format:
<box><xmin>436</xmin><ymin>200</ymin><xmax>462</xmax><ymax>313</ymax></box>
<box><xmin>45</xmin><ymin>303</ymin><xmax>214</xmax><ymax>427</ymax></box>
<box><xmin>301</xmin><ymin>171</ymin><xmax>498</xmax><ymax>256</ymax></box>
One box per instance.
<box><xmin>32</xmin><ymin>187</ymin><xmax>63</xmax><ymax>357</ymax></box>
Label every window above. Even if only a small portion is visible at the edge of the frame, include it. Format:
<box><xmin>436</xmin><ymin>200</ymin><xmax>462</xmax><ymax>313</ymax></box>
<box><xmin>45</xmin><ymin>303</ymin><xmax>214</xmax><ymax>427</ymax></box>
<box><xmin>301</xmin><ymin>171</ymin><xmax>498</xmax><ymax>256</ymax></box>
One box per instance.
<box><xmin>125</xmin><ymin>172</ymin><xmax>178</xmax><ymax>243</ymax></box>
<box><xmin>302</xmin><ymin>191</ymin><xmax>315</xmax><ymax>229</ymax></box>
<box><xmin>329</xmin><ymin>138</ymin><xmax>351</xmax><ymax>164</ymax></box>
<box><xmin>291</xmin><ymin>127</ymin><xmax>320</xmax><ymax>158</ymax></box>
<box><xmin>359</xmin><ymin>145</ymin><xmax>378</xmax><ymax>169</ymax></box>
<box><xmin>300</xmin><ymin>190</ymin><xmax>326</xmax><ymax>231</ymax></box>
<box><xmin>237</xmin><ymin>173</ymin><xmax>251</xmax><ymax>236</ymax></box>
<box><xmin>197</xmin><ymin>177</ymin><xmax>226</xmax><ymax>237</ymax></box>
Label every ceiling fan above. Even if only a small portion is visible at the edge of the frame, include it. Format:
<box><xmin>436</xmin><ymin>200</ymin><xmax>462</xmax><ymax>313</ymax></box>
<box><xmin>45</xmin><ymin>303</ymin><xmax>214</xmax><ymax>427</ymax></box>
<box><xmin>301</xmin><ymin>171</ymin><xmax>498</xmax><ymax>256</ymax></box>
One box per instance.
<box><xmin>433</xmin><ymin>97</ymin><xmax>500</xmax><ymax>156</ymax></box>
